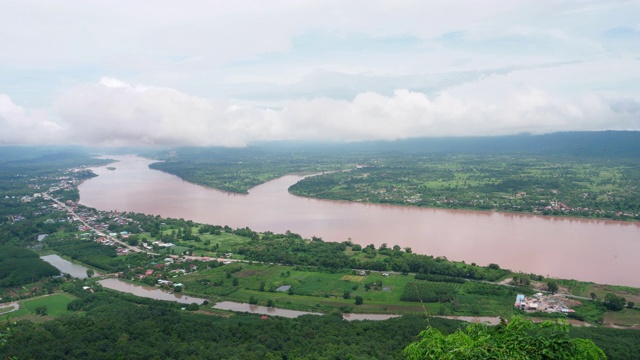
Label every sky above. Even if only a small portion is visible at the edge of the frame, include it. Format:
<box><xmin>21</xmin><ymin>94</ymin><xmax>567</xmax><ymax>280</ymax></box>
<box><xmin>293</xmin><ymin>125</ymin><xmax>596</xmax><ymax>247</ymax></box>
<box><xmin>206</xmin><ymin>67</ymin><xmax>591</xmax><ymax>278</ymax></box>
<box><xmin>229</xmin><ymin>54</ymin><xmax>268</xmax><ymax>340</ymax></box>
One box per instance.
<box><xmin>0</xmin><ymin>0</ymin><xmax>639</xmax><ymax>147</ymax></box>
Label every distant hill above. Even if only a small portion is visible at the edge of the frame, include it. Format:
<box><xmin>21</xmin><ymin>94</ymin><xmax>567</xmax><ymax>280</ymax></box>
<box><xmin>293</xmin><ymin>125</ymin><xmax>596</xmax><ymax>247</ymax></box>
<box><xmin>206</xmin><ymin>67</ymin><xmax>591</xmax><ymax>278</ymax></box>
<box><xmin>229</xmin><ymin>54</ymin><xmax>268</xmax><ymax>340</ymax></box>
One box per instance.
<box><xmin>238</xmin><ymin>131</ymin><xmax>640</xmax><ymax>158</ymax></box>
<box><xmin>369</xmin><ymin>131</ymin><xmax>640</xmax><ymax>157</ymax></box>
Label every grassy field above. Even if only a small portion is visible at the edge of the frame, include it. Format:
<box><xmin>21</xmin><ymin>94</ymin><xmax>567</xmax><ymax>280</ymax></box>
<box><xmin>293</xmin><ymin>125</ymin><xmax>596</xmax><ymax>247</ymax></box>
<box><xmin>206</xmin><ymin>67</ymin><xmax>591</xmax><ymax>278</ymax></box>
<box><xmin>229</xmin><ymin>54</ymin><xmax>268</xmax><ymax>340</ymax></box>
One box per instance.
<box><xmin>603</xmin><ymin>308</ymin><xmax>640</xmax><ymax>327</ymax></box>
<box><xmin>0</xmin><ymin>306</ymin><xmax>16</xmax><ymax>315</ymax></box>
<box><xmin>144</xmin><ymin>227</ymin><xmax>254</xmax><ymax>257</ymax></box>
<box><xmin>175</xmin><ymin>262</ymin><xmax>521</xmax><ymax>316</ymax></box>
<box><xmin>1</xmin><ymin>293</ymin><xmax>76</xmax><ymax>320</ymax></box>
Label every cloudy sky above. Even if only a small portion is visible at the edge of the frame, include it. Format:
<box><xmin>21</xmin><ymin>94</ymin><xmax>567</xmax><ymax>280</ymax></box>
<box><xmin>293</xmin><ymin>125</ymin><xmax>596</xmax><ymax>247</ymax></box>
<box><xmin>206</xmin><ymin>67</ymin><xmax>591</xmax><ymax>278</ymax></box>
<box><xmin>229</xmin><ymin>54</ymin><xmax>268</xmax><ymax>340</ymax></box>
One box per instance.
<box><xmin>1</xmin><ymin>0</ymin><xmax>639</xmax><ymax>147</ymax></box>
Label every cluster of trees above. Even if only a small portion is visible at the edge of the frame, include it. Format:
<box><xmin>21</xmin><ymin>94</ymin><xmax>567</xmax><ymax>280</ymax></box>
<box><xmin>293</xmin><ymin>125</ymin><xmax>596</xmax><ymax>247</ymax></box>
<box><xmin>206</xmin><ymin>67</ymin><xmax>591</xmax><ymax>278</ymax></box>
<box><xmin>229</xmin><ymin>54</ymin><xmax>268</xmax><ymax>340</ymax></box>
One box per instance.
<box><xmin>3</xmin><ymin>286</ymin><xmax>640</xmax><ymax>359</ymax></box>
<box><xmin>235</xmin><ymin>235</ymin><xmax>509</xmax><ymax>281</ymax></box>
<box><xmin>400</xmin><ymin>280</ymin><xmax>528</xmax><ymax>305</ymax></box>
<box><xmin>290</xmin><ymin>153</ymin><xmax>640</xmax><ymax>220</ymax></box>
<box><xmin>603</xmin><ymin>293</ymin><xmax>628</xmax><ymax>311</ymax></box>
<box><xmin>149</xmin><ymin>145</ymin><xmax>354</xmax><ymax>194</ymax></box>
<box><xmin>0</xmin><ymin>290</ymin><xmax>464</xmax><ymax>360</ymax></box>
<box><xmin>400</xmin><ymin>282</ymin><xmax>457</xmax><ymax>303</ymax></box>
<box><xmin>0</xmin><ymin>246</ymin><xmax>59</xmax><ymax>287</ymax></box>
<box><xmin>45</xmin><ymin>238</ymin><xmax>122</xmax><ymax>272</ymax></box>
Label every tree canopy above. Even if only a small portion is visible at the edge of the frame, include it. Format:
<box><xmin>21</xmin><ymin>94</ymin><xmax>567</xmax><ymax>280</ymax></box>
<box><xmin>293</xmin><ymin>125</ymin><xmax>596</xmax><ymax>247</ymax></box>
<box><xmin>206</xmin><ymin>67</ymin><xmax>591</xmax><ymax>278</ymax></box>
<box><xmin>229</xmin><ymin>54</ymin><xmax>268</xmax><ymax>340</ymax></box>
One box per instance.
<box><xmin>403</xmin><ymin>316</ymin><xmax>605</xmax><ymax>360</ymax></box>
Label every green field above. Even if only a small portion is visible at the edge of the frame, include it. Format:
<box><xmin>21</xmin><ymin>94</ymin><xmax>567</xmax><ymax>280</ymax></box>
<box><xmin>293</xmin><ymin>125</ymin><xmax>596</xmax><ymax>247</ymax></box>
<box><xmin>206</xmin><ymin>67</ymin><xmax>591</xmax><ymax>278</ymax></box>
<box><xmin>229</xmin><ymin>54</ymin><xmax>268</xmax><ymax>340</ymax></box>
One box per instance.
<box><xmin>1</xmin><ymin>293</ymin><xmax>76</xmax><ymax>320</ymax></box>
<box><xmin>603</xmin><ymin>308</ymin><xmax>640</xmax><ymax>327</ymax></box>
<box><xmin>176</xmin><ymin>262</ymin><xmax>521</xmax><ymax>316</ymax></box>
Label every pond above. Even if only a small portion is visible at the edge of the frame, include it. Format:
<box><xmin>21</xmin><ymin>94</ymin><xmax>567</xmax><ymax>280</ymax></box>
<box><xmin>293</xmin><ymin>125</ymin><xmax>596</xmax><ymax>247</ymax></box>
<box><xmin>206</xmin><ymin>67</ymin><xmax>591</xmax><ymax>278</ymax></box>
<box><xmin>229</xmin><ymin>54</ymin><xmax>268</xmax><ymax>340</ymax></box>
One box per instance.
<box><xmin>41</xmin><ymin>254</ymin><xmax>90</xmax><ymax>279</ymax></box>
<box><xmin>98</xmin><ymin>278</ymin><xmax>207</xmax><ymax>305</ymax></box>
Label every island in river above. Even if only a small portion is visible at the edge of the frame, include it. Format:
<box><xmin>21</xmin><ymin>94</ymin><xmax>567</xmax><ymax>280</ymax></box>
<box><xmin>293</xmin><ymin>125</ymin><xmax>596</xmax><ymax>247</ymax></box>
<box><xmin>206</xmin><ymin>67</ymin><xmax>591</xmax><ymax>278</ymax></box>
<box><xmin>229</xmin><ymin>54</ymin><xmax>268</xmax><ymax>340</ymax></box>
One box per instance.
<box><xmin>149</xmin><ymin>132</ymin><xmax>640</xmax><ymax>221</ymax></box>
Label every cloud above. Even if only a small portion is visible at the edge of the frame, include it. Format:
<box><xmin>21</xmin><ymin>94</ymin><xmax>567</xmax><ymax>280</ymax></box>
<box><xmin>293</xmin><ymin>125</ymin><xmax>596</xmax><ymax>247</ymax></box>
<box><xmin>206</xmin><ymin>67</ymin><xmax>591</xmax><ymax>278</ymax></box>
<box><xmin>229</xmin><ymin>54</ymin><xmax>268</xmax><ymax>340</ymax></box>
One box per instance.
<box><xmin>0</xmin><ymin>94</ymin><xmax>63</xmax><ymax>145</ymax></box>
<box><xmin>1</xmin><ymin>77</ymin><xmax>635</xmax><ymax>147</ymax></box>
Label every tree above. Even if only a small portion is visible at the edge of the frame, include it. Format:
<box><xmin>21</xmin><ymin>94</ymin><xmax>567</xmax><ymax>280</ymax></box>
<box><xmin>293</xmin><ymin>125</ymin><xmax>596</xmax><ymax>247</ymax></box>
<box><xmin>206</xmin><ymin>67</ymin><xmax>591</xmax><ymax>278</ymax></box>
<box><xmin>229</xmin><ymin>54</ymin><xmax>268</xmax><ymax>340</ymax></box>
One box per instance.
<box><xmin>628</xmin><ymin>301</ymin><xmax>635</xmax><ymax>309</ymax></box>
<box><xmin>126</xmin><ymin>235</ymin><xmax>139</xmax><ymax>246</ymax></box>
<box><xmin>403</xmin><ymin>316</ymin><xmax>605</xmax><ymax>360</ymax></box>
<box><xmin>35</xmin><ymin>306</ymin><xmax>47</xmax><ymax>316</ymax></box>
<box><xmin>590</xmin><ymin>292</ymin><xmax>598</xmax><ymax>301</ymax></box>
<box><xmin>266</xmin><ymin>299</ymin><xmax>275</xmax><ymax>307</ymax></box>
<box><xmin>86</xmin><ymin>269</ymin><xmax>94</xmax><ymax>278</ymax></box>
<box><xmin>511</xmin><ymin>273</ymin><xmax>530</xmax><ymax>287</ymax></box>
<box><xmin>232</xmin><ymin>278</ymin><xmax>239</xmax><ymax>286</ymax></box>
<box><xmin>604</xmin><ymin>293</ymin><xmax>626</xmax><ymax>311</ymax></box>
<box><xmin>343</xmin><ymin>291</ymin><xmax>351</xmax><ymax>299</ymax></box>
<box><xmin>354</xmin><ymin>296</ymin><xmax>363</xmax><ymax>305</ymax></box>
<box><xmin>546</xmin><ymin>280</ymin><xmax>559</xmax><ymax>294</ymax></box>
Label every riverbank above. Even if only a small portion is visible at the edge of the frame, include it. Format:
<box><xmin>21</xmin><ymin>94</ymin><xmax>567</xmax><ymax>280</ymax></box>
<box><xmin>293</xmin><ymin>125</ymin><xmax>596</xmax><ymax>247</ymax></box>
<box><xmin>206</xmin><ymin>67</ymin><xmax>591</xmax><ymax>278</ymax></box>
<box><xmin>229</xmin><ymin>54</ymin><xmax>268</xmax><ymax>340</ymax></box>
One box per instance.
<box><xmin>78</xmin><ymin>154</ymin><xmax>640</xmax><ymax>287</ymax></box>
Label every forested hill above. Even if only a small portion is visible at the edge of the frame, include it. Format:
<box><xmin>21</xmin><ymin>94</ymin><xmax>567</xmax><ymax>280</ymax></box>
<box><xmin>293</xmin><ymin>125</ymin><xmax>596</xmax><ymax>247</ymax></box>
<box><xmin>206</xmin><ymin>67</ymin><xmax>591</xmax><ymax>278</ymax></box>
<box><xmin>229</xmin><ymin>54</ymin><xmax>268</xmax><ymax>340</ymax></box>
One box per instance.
<box><xmin>146</xmin><ymin>132</ymin><xmax>640</xmax><ymax>219</ymax></box>
<box><xmin>353</xmin><ymin>131</ymin><xmax>640</xmax><ymax>157</ymax></box>
<box><xmin>153</xmin><ymin>131</ymin><xmax>640</xmax><ymax>159</ymax></box>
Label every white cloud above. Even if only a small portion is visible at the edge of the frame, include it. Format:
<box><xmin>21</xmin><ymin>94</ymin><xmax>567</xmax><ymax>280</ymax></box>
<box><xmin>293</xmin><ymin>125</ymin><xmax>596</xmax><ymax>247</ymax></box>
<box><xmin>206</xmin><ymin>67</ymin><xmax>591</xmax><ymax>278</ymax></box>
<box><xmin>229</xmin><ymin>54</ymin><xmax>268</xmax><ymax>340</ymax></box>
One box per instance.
<box><xmin>1</xmin><ymin>77</ymin><xmax>636</xmax><ymax>147</ymax></box>
<box><xmin>0</xmin><ymin>95</ymin><xmax>63</xmax><ymax>145</ymax></box>
<box><xmin>0</xmin><ymin>1</ymin><xmax>638</xmax><ymax>145</ymax></box>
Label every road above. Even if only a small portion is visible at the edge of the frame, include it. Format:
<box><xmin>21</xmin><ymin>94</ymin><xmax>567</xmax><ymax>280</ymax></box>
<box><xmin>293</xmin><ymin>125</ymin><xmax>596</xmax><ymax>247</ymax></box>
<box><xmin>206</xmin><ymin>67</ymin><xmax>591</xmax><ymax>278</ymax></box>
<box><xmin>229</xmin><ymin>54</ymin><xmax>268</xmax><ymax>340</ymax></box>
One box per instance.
<box><xmin>44</xmin><ymin>193</ymin><xmax>154</xmax><ymax>255</ymax></box>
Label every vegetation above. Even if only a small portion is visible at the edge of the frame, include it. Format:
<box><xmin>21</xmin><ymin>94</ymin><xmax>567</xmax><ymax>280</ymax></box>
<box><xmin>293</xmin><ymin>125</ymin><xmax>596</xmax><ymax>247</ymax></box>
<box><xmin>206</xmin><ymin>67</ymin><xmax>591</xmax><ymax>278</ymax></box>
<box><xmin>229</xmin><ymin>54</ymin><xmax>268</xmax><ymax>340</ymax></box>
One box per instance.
<box><xmin>149</xmin><ymin>132</ymin><xmax>640</xmax><ymax>221</ymax></box>
<box><xmin>403</xmin><ymin>316</ymin><xmax>605</xmax><ymax>360</ymax></box>
<box><xmin>0</xmin><ymin>290</ymin><xmax>464</xmax><ymax>360</ymax></box>
<box><xmin>149</xmin><ymin>145</ymin><xmax>355</xmax><ymax>193</ymax></box>
<box><xmin>2</xmin><ymin>140</ymin><xmax>640</xmax><ymax>359</ymax></box>
<box><xmin>603</xmin><ymin>293</ymin><xmax>627</xmax><ymax>311</ymax></box>
<box><xmin>291</xmin><ymin>154</ymin><xmax>640</xmax><ymax>220</ymax></box>
<box><xmin>0</xmin><ymin>246</ymin><xmax>59</xmax><ymax>287</ymax></box>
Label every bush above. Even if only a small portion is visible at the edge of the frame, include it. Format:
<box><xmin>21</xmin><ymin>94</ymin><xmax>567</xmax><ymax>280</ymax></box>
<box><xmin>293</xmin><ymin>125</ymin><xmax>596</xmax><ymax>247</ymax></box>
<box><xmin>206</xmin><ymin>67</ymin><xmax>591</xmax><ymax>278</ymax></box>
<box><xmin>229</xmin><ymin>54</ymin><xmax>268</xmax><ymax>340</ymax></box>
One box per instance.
<box><xmin>604</xmin><ymin>293</ymin><xmax>626</xmax><ymax>311</ymax></box>
<box><xmin>401</xmin><ymin>282</ymin><xmax>456</xmax><ymax>303</ymax></box>
<box><xmin>414</xmin><ymin>273</ymin><xmax>466</xmax><ymax>283</ymax></box>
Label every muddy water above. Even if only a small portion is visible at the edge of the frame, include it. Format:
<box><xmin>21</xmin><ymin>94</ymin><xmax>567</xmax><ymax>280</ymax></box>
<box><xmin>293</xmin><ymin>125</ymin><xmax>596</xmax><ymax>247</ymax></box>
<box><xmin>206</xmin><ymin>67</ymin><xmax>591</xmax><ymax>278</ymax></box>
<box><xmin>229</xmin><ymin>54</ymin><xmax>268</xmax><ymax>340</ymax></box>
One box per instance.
<box><xmin>98</xmin><ymin>278</ymin><xmax>207</xmax><ymax>304</ymax></box>
<box><xmin>213</xmin><ymin>301</ymin><xmax>401</xmax><ymax>320</ymax></box>
<box><xmin>79</xmin><ymin>155</ymin><xmax>640</xmax><ymax>287</ymax></box>
<box><xmin>213</xmin><ymin>301</ymin><xmax>322</xmax><ymax>318</ymax></box>
<box><xmin>41</xmin><ymin>254</ymin><xmax>90</xmax><ymax>278</ymax></box>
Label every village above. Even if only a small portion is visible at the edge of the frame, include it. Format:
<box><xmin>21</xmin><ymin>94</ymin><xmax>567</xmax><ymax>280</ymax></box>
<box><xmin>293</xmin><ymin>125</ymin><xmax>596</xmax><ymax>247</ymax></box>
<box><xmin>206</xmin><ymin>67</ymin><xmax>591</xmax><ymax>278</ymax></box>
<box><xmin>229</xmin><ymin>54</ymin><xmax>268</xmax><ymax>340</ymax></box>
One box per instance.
<box><xmin>514</xmin><ymin>292</ymin><xmax>577</xmax><ymax>314</ymax></box>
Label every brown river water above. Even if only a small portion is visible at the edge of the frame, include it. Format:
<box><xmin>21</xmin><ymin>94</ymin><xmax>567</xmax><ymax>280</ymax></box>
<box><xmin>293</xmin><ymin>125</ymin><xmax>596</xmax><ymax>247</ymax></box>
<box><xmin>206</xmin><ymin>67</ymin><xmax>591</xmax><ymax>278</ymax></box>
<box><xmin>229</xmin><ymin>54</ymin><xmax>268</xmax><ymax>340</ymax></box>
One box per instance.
<box><xmin>78</xmin><ymin>155</ymin><xmax>640</xmax><ymax>287</ymax></box>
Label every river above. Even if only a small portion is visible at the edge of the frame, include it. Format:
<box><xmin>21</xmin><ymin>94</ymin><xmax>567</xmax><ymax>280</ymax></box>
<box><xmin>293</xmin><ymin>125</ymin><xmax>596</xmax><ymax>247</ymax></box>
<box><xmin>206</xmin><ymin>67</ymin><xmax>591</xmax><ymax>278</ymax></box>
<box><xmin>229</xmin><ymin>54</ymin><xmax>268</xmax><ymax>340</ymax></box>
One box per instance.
<box><xmin>78</xmin><ymin>155</ymin><xmax>640</xmax><ymax>287</ymax></box>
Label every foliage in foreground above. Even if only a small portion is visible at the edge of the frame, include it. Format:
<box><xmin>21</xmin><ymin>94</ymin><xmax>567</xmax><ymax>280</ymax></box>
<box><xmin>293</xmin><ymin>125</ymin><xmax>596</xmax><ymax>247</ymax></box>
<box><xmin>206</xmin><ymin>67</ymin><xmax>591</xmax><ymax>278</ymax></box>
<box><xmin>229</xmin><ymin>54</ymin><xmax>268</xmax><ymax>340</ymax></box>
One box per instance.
<box><xmin>403</xmin><ymin>316</ymin><xmax>606</xmax><ymax>360</ymax></box>
<box><xmin>0</xmin><ymin>290</ymin><xmax>462</xmax><ymax>360</ymax></box>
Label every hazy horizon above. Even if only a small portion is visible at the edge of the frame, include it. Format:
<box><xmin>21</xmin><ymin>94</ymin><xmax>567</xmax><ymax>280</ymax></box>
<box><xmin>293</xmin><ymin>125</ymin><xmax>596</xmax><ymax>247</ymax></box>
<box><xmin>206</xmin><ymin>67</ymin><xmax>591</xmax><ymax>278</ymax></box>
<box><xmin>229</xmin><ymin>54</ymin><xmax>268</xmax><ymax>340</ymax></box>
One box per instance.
<box><xmin>1</xmin><ymin>1</ymin><xmax>639</xmax><ymax>147</ymax></box>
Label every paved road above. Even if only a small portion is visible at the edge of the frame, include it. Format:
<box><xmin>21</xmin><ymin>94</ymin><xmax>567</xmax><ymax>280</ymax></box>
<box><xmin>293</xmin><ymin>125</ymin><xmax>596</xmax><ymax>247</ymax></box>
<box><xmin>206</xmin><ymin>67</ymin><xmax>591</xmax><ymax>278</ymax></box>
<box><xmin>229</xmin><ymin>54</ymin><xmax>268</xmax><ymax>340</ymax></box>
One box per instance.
<box><xmin>44</xmin><ymin>193</ymin><xmax>156</xmax><ymax>255</ymax></box>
